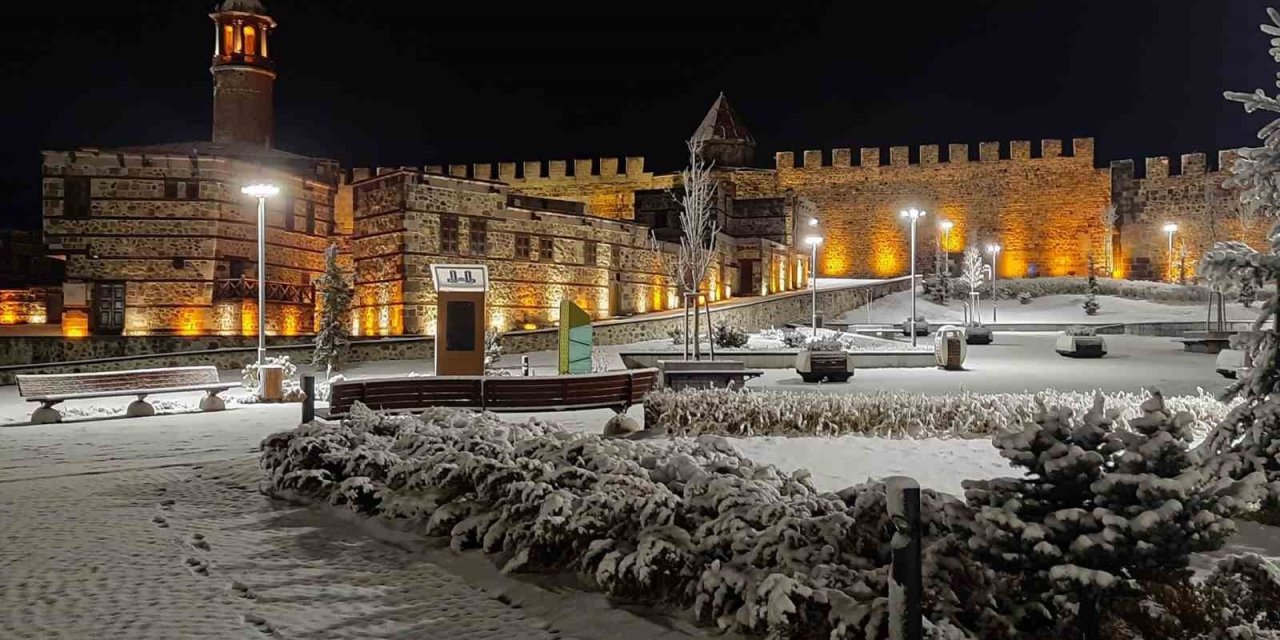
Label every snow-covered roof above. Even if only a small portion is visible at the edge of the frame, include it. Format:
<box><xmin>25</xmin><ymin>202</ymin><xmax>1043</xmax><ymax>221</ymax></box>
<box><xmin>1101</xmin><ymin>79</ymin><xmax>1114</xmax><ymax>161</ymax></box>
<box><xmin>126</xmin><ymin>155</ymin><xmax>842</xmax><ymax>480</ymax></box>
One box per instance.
<box><xmin>216</xmin><ymin>0</ymin><xmax>267</xmax><ymax>13</ymax></box>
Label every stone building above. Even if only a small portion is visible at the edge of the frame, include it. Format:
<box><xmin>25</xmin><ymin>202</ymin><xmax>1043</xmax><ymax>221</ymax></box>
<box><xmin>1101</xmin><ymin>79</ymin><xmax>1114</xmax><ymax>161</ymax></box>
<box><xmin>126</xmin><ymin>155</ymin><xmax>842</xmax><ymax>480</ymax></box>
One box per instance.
<box><xmin>40</xmin><ymin>0</ymin><xmax>1251</xmax><ymax>338</ymax></box>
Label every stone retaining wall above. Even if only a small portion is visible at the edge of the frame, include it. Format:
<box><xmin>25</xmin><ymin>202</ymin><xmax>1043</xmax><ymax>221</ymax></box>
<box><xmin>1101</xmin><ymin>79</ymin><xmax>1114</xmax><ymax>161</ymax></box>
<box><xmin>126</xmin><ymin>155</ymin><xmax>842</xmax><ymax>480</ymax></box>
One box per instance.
<box><xmin>0</xmin><ymin>279</ymin><xmax>910</xmax><ymax>384</ymax></box>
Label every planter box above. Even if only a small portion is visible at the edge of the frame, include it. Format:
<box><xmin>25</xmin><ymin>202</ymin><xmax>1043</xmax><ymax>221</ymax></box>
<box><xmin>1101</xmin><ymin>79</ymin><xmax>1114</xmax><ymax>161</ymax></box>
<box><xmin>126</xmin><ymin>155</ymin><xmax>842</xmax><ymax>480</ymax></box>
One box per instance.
<box><xmin>657</xmin><ymin>359</ymin><xmax>763</xmax><ymax>390</ymax></box>
<box><xmin>1215</xmin><ymin>348</ymin><xmax>1247</xmax><ymax>379</ymax></box>
<box><xmin>1055</xmin><ymin>335</ymin><xmax>1107</xmax><ymax>358</ymax></box>
<box><xmin>795</xmin><ymin>351</ymin><xmax>854</xmax><ymax>383</ymax></box>
<box><xmin>622</xmin><ymin>350</ymin><xmax>934</xmax><ymax>370</ymax></box>
<box><xmin>901</xmin><ymin>319</ymin><xmax>930</xmax><ymax>336</ymax></box>
<box><xmin>965</xmin><ymin>325</ymin><xmax>993</xmax><ymax>345</ymax></box>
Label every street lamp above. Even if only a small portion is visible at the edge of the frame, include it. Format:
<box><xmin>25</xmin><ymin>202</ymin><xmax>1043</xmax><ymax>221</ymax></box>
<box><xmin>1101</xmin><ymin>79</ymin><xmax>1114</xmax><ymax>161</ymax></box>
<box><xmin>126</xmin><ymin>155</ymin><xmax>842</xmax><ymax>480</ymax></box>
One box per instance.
<box><xmin>938</xmin><ymin>219</ymin><xmax>954</xmax><ymax>277</ymax></box>
<box><xmin>1163</xmin><ymin>222</ymin><xmax>1179</xmax><ymax>282</ymax></box>
<box><xmin>241</xmin><ymin>183</ymin><xmax>279</xmax><ymax>378</ymax></box>
<box><xmin>985</xmin><ymin>243</ymin><xmax>1002</xmax><ymax>323</ymax></box>
<box><xmin>900</xmin><ymin>208</ymin><xmax>927</xmax><ymax>346</ymax></box>
<box><xmin>804</xmin><ymin>233</ymin><xmax>824</xmax><ymax>335</ymax></box>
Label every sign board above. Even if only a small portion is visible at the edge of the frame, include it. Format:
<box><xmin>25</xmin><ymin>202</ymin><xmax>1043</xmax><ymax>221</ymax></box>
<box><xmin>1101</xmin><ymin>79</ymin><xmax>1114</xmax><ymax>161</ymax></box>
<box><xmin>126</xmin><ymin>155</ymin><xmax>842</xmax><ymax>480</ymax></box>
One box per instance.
<box><xmin>557</xmin><ymin>300</ymin><xmax>594</xmax><ymax>375</ymax></box>
<box><xmin>431</xmin><ymin>264</ymin><xmax>489</xmax><ymax>293</ymax></box>
<box><xmin>432</xmin><ymin>263</ymin><xmax>488</xmax><ymax>376</ymax></box>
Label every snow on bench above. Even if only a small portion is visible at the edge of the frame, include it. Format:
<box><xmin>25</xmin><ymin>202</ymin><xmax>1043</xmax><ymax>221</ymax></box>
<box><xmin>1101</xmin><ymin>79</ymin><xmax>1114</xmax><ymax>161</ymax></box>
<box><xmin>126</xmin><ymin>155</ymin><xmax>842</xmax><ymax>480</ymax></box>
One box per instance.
<box><xmin>326</xmin><ymin>368</ymin><xmax>660</xmax><ymax>418</ymax></box>
<box><xmin>17</xmin><ymin>366</ymin><xmax>239</xmax><ymax>424</ymax></box>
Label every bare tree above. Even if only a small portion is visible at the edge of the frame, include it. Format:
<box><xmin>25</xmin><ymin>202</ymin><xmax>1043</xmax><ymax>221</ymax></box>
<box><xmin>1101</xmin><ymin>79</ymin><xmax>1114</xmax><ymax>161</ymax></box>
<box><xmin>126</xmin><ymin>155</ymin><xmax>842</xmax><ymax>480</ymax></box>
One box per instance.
<box><xmin>649</xmin><ymin>134</ymin><xmax>721</xmax><ymax>359</ymax></box>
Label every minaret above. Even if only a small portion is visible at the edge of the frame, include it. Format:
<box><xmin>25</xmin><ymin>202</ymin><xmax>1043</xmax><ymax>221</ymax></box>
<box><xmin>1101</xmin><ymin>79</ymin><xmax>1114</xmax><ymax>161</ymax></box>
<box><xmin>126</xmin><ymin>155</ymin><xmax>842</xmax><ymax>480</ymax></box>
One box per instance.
<box><xmin>210</xmin><ymin>0</ymin><xmax>277</xmax><ymax>148</ymax></box>
<box><xmin>693</xmin><ymin>93</ymin><xmax>757</xmax><ymax>167</ymax></box>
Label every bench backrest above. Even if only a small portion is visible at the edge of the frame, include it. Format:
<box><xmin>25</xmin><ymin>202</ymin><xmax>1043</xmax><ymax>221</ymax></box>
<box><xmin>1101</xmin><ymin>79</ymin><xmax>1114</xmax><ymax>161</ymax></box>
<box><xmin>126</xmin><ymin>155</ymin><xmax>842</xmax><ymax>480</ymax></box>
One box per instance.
<box><xmin>17</xmin><ymin>366</ymin><xmax>223</xmax><ymax>398</ymax></box>
<box><xmin>328</xmin><ymin>369</ymin><xmax>659</xmax><ymax>416</ymax></box>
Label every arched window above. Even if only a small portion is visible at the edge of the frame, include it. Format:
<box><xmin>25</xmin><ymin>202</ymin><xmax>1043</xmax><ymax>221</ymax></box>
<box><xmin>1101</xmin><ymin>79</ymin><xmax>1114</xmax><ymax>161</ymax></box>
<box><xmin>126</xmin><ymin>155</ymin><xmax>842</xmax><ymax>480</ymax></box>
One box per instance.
<box><xmin>243</xmin><ymin>25</ymin><xmax>257</xmax><ymax>56</ymax></box>
<box><xmin>222</xmin><ymin>24</ymin><xmax>235</xmax><ymax>55</ymax></box>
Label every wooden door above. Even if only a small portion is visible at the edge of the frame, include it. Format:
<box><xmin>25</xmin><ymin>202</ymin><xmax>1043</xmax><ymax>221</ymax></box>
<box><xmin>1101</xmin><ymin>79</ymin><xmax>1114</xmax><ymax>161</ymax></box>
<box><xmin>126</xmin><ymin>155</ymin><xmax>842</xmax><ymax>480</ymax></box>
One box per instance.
<box><xmin>93</xmin><ymin>282</ymin><xmax>126</xmax><ymax>334</ymax></box>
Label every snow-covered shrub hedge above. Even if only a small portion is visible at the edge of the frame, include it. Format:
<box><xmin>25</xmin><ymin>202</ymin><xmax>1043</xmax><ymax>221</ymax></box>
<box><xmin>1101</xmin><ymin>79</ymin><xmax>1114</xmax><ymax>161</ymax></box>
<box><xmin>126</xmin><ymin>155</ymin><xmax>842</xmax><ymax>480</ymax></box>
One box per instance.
<box><xmin>1065</xmin><ymin>325</ymin><xmax>1098</xmax><ymax>337</ymax></box>
<box><xmin>643</xmin><ymin>388</ymin><xmax>1234</xmax><ymax>440</ymax></box>
<box><xmin>259</xmin><ymin>406</ymin><xmax>1011</xmax><ymax>639</ymax></box>
<box><xmin>945</xmin><ymin>277</ymin><xmax>1249</xmax><ymax>304</ymax></box>
<box><xmin>241</xmin><ymin>355</ymin><xmax>298</xmax><ymax>391</ymax></box>
<box><xmin>805</xmin><ymin>338</ymin><xmax>844</xmax><ymax>352</ymax></box>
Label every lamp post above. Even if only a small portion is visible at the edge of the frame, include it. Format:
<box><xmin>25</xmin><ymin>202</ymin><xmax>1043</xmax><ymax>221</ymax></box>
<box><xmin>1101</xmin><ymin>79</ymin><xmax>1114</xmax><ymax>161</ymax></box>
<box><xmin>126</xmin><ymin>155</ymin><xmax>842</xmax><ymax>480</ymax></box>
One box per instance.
<box><xmin>241</xmin><ymin>183</ymin><xmax>280</xmax><ymax>378</ymax></box>
<box><xmin>900</xmin><ymin>208</ymin><xmax>927</xmax><ymax>346</ymax></box>
<box><xmin>1162</xmin><ymin>222</ymin><xmax>1179</xmax><ymax>282</ymax></box>
<box><xmin>805</xmin><ymin>233</ymin><xmax>824</xmax><ymax>335</ymax></box>
<box><xmin>986</xmin><ymin>243</ymin><xmax>1002</xmax><ymax>323</ymax></box>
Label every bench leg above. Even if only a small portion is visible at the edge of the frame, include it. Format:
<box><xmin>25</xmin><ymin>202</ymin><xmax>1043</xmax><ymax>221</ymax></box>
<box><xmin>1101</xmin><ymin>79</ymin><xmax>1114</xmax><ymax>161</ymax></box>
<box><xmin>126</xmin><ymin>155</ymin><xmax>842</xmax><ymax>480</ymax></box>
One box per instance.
<box><xmin>127</xmin><ymin>395</ymin><xmax>156</xmax><ymax>418</ymax></box>
<box><xmin>200</xmin><ymin>391</ymin><xmax>227</xmax><ymax>412</ymax></box>
<box><xmin>31</xmin><ymin>401</ymin><xmax>62</xmax><ymax>424</ymax></box>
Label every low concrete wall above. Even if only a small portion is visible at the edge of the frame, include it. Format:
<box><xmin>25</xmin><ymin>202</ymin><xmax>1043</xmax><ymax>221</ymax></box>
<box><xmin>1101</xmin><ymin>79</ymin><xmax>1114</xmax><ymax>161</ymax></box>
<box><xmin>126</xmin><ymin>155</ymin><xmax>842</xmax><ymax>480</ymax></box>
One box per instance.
<box><xmin>619</xmin><ymin>349</ymin><xmax>934</xmax><ymax>370</ymax></box>
<box><xmin>0</xmin><ymin>279</ymin><xmax>913</xmax><ymax>384</ymax></box>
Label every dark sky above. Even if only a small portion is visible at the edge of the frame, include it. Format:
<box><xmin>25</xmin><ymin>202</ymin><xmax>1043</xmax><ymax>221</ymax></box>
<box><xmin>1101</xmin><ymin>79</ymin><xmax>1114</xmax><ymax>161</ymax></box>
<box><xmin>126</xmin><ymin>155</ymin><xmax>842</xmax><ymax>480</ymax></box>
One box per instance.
<box><xmin>3</xmin><ymin>0</ymin><xmax>1273</xmax><ymax>229</ymax></box>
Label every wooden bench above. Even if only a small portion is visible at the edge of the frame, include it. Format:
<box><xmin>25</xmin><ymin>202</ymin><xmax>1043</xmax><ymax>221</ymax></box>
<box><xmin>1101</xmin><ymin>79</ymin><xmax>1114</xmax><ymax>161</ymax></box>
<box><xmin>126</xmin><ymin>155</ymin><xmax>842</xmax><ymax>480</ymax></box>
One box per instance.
<box><xmin>325</xmin><ymin>368</ymin><xmax>660</xmax><ymax>418</ymax></box>
<box><xmin>17</xmin><ymin>366</ymin><xmax>240</xmax><ymax>424</ymax></box>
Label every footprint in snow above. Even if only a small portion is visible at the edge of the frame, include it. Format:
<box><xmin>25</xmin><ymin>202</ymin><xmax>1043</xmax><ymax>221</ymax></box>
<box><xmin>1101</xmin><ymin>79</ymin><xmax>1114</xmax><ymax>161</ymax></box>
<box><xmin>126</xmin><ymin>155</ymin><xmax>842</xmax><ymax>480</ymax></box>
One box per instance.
<box><xmin>188</xmin><ymin>533</ymin><xmax>210</xmax><ymax>551</ymax></box>
<box><xmin>231</xmin><ymin>580</ymin><xmax>257</xmax><ymax>600</ymax></box>
<box><xmin>159</xmin><ymin>499</ymin><xmax>175</xmax><ymax>509</ymax></box>
<box><xmin>243</xmin><ymin>613</ymin><xmax>274</xmax><ymax>635</ymax></box>
<box><xmin>152</xmin><ymin>515</ymin><xmax>168</xmax><ymax>528</ymax></box>
<box><xmin>183</xmin><ymin>556</ymin><xmax>209</xmax><ymax>577</ymax></box>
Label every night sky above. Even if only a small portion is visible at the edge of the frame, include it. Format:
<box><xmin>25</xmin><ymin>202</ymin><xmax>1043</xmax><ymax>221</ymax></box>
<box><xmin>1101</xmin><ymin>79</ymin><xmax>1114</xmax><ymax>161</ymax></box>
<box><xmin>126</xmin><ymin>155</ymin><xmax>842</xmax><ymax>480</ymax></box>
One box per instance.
<box><xmin>3</xmin><ymin>0</ymin><xmax>1273</xmax><ymax>229</ymax></box>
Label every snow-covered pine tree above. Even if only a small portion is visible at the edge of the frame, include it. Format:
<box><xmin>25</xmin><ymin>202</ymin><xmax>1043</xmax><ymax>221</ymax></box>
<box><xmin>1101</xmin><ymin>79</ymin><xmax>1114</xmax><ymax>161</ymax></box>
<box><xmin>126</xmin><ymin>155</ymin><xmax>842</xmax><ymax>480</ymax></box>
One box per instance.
<box><xmin>1197</xmin><ymin>6</ymin><xmax>1280</xmax><ymax>517</ymax></box>
<box><xmin>312</xmin><ymin>244</ymin><xmax>352</xmax><ymax>376</ymax></box>
<box><xmin>964</xmin><ymin>394</ymin><xmax>1242</xmax><ymax>632</ymax></box>
<box><xmin>1083</xmin><ymin>254</ymin><xmax>1100</xmax><ymax>316</ymax></box>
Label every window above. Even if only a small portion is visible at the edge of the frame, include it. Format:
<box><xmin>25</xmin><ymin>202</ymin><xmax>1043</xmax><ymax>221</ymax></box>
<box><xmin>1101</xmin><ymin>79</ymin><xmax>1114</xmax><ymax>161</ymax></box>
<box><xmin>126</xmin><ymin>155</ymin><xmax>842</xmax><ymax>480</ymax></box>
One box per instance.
<box><xmin>515</xmin><ymin>234</ymin><xmax>531</xmax><ymax>260</ymax></box>
<box><xmin>469</xmin><ymin>219</ymin><xmax>488</xmax><ymax>255</ymax></box>
<box><xmin>243</xmin><ymin>25</ymin><xmax>257</xmax><ymax>56</ymax></box>
<box><xmin>440</xmin><ymin>215</ymin><xmax>460</xmax><ymax>254</ymax></box>
<box><xmin>222</xmin><ymin>25</ymin><xmax>235</xmax><ymax>55</ymax></box>
<box><xmin>64</xmin><ymin>177</ymin><xmax>90</xmax><ymax>218</ymax></box>
<box><xmin>305</xmin><ymin>201</ymin><xmax>316</xmax><ymax>235</ymax></box>
<box><xmin>164</xmin><ymin>181</ymin><xmax>178</xmax><ymax>199</ymax></box>
<box><xmin>610</xmin><ymin>243</ymin><xmax>619</xmax><ymax>268</ymax></box>
<box><xmin>283</xmin><ymin>202</ymin><xmax>294</xmax><ymax>231</ymax></box>
<box><xmin>539</xmin><ymin>237</ymin><xmax>554</xmax><ymax>262</ymax></box>
<box><xmin>583</xmin><ymin>241</ymin><xmax>597</xmax><ymax>266</ymax></box>
<box><xmin>185</xmin><ymin>181</ymin><xmax>199</xmax><ymax>199</ymax></box>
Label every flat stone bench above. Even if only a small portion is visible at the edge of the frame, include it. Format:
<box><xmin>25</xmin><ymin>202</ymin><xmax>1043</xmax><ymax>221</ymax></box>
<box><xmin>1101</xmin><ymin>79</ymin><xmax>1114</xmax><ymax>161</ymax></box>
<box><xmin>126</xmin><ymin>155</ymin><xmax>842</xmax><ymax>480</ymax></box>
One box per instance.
<box><xmin>17</xmin><ymin>366</ymin><xmax>239</xmax><ymax>424</ymax></box>
<box><xmin>1177</xmin><ymin>331</ymin><xmax>1237</xmax><ymax>354</ymax></box>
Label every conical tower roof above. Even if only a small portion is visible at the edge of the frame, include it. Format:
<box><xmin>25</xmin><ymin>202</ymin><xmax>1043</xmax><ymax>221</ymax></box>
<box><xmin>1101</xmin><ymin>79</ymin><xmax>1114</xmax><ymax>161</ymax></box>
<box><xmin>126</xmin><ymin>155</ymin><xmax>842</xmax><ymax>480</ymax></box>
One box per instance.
<box><xmin>217</xmin><ymin>0</ymin><xmax>266</xmax><ymax>13</ymax></box>
<box><xmin>693</xmin><ymin>92</ymin><xmax>756</xmax><ymax>145</ymax></box>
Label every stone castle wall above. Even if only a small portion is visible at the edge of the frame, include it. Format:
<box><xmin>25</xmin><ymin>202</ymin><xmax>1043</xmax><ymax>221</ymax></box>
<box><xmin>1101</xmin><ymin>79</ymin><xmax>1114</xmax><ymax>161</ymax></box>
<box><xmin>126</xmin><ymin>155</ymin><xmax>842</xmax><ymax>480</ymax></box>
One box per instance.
<box><xmin>43</xmin><ymin>150</ymin><xmax>339</xmax><ymax>335</ymax></box>
<box><xmin>727</xmin><ymin>139</ymin><xmax>1112</xmax><ymax>279</ymax></box>
<box><xmin>1109</xmin><ymin>150</ymin><xmax>1267</xmax><ymax>281</ymax></box>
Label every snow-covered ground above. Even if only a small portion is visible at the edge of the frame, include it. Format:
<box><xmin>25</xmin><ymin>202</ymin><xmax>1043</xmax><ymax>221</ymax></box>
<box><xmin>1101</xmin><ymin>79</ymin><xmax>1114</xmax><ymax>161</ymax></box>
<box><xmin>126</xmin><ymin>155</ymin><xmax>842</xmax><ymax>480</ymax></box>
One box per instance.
<box><xmin>839</xmin><ymin>290</ymin><xmax>1260</xmax><ymax>325</ymax></box>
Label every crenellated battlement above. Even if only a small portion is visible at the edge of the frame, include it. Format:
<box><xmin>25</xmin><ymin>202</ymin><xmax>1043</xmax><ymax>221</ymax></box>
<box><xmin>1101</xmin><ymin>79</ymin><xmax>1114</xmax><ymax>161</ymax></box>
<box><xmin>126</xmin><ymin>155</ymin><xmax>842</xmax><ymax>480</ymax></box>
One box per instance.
<box><xmin>1109</xmin><ymin>149</ymin><xmax>1242</xmax><ymax>179</ymax></box>
<box><xmin>775</xmin><ymin>138</ymin><xmax>1096</xmax><ymax>170</ymax></box>
<box><xmin>353</xmin><ymin>157</ymin><xmax>655</xmax><ymax>184</ymax></box>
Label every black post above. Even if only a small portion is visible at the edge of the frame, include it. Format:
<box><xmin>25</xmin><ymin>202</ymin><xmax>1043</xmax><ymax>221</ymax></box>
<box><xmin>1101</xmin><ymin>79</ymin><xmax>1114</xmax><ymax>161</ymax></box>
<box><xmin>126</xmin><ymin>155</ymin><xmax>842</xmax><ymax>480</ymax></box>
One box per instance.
<box><xmin>1079</xmin><ymin>590</ymin><xmax>1100</xmax><ymax>640</ymax></box>
<box><xmin>887</xmin><ymin>476</ymin><xmax>922</xmax><ymax>640</ymax></box>
<box><xmin>302</xmin><ymin>375</ymin><xmax>315</xmax><ymax>423</ymax></box>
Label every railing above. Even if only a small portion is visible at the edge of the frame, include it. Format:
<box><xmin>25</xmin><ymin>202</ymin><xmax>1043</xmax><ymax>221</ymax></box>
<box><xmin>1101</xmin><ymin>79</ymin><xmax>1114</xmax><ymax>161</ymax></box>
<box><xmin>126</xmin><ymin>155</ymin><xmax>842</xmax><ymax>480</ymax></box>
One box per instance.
<box><xmin>214</xmin><ymin>278</ymin><xmax>315</xmax><ymax>305</ymax></box>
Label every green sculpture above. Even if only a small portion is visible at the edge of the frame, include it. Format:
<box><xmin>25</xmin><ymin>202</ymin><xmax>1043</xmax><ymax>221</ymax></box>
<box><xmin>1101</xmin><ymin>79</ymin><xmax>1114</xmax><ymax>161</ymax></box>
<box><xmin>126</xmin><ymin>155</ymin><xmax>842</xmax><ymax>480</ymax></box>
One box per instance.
<box><xmin>558</xmin><ymin>300</ymin><xmax>593</xmax><ymax>374</ymax></box>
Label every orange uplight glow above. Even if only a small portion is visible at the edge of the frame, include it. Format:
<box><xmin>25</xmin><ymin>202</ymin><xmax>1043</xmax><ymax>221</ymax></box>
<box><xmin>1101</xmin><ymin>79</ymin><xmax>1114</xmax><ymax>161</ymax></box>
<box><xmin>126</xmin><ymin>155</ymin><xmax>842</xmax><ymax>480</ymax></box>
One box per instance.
<box><xmin>0</xmin><ymin>305</ymin><xmax>18</xmax><ymax>325</ymax></box>
<box><xmin>178</xmin><ymin>308</ymin><xmax>203</xmax><ymax>336</ymax></box>
<box><xmin>63</xmin><ymin>311</ymin><xmax>89</xmax><ymax>338</ymax></box>
<box><xmin>522</xmin><ymin>323</ymin><xmax>538</xmax><ymax>331</ymax></box>
<box><xmin>240</xmin><ymin>301</ymin><xmax>258</xmax><ymax>337</ymax></box>
<box><xmin>281</xmin><ymin>307</ymin><xmax>301</xmax><ymax>336</ymax></box>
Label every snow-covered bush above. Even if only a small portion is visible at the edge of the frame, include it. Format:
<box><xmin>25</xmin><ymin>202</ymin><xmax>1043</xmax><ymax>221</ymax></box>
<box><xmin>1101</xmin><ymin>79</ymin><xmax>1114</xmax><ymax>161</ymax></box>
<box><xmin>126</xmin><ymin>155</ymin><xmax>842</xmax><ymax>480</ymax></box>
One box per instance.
<box><xmin>805</xmin><ymin>338</ymin><xmax>844</xmax><ymax>352</ymax></box>
<box><xmin>963</xmin><ymin>393</ymin><xmax>1259</xmax><ymax>634</ymax></box>
<box><xmin>667</xmin><ymin>326</ymin><xmax>684</xmax><ymax>346</ymax></box>
<box><xmin>1018</xmin><ymin>291</ymin><xmax>1033</xmax><ymax>305</ymax></box>
<box><xmin>259</xmin><ymin>406</ymin><xmax>1007</xmax><ymax>639</ymax></box>
<box><xmin>943</xmin><ymin>276</ymin><xmax>1237</xmax><ymax>304</ymax></box>
<box><xmin>483</xmin><ymin>330</ymin><xmax>507</xmax><ymax>376</ymax></box>
<box><xmin>643</xmin><ymin>387</ymin><xmax>1234</xmax><ymax>440</ymax></box>
<box><xmin>1065</xmin><ymin>325</ymin><xmax>1097</xmax><ymax>337</ymax></box>
<box><xmin>711</xmin><ymin>323</ymin><xmax>750</xmax><ymax>349</ymax></box>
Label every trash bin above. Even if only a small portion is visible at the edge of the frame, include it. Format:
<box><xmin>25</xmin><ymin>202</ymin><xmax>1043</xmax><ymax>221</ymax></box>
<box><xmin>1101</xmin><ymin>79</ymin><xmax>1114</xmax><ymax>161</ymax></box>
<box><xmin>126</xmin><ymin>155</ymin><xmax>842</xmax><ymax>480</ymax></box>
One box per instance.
<box><xmin>260</xmin><ymin>364</ymin><xmax>285</xmax><ymax>401</ymax></box>
<box><xmin>934</xmin><ymin>325</ymin><xmax>967</xmax><ymax>370</ymax></box>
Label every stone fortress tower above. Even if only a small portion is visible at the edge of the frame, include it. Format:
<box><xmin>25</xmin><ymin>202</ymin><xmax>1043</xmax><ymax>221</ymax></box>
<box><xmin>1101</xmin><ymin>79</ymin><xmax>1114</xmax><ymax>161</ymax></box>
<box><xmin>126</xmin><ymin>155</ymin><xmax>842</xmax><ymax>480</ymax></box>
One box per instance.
<box><xmin>210</xmin><ymin>0</ymin><xmax>277</xmax><ymax>149</ymax></box>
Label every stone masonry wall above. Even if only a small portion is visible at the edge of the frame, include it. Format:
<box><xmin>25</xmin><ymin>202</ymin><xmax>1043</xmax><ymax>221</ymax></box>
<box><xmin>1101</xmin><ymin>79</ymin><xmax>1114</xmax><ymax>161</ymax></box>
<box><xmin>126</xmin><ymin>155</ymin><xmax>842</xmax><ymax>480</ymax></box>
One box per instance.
<box><xmin>43</xmin><ymin>149</ymin><xmax>338</xmax><ymax>335</ymax></box>
<box><xmin>1110</xmin><ymin>151</ymin><xmax>1268</xmax><ymax>281</ymax></box>
<box><xmin>732</xmin><ymin>139</ymin><xmax>1112</xmax><ymax>279</ymax></box>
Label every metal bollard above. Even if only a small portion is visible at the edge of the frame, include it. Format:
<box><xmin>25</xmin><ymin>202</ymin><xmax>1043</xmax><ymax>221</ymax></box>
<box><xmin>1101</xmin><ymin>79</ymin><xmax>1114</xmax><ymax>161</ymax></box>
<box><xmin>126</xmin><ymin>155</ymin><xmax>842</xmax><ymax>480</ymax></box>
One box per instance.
<box><xmin>302</xmin><ymin>375</ymin><xmax>315</xmax><ymax>424</ymax></box>
<box><xmin>521</xmin><ymin>355</ymin><xmax>531</xmax><ymax>376</ymax></box>
<box><xmin>885</xmin><ymin>476</ymin><xmax>922</xmax><ymax>640</ymax></box>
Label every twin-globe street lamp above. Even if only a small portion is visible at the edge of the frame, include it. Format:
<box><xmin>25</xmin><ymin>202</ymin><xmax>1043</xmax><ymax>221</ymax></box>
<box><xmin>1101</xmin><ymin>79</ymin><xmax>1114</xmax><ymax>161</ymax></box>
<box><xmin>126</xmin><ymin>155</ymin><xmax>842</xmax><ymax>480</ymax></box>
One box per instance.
<box><xmin>242</xmin><ymin>183</ymin><xmax>280</xmax><ymax>380</ymax></box>
<box><xmin>805</xmin><ymin>217</ymin><xmax>823</xmax><ymax>336</ymax></box>
<box><xmin>900</xmin><ymin>208</ymin><xmax>926</xmax><ymax>346</ymax></box>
